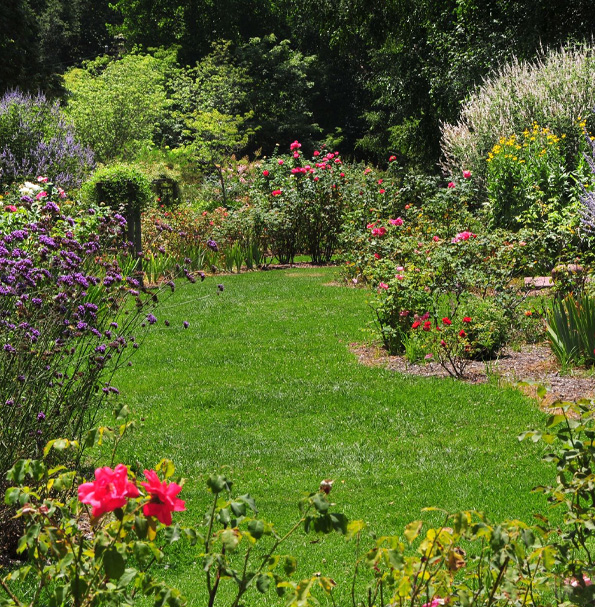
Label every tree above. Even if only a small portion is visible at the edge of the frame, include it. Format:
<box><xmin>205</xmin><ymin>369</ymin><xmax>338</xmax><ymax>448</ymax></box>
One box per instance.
<box><xmin>64</xmin><ymin>54</ymin><xmax>170</xmax><ymax>163</ymax></box>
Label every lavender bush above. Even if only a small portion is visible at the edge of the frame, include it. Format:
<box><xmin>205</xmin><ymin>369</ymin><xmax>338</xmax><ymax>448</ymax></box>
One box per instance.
<box><xmin>0</xmin><ymin>89</ymin><xmax>94</xmax><ymax>189</ymax></box>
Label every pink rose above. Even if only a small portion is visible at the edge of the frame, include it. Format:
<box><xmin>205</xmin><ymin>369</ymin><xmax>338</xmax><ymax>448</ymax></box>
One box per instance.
<box><xmin>447</xmin><ymin>181</ymin><xmax>456</xmax><ymax>189</ymax></box>
<box><xmin>389</xmin><ymin>217</ymin><xmax>403</xmax><ymax>226</ymax></box>
<box><xmin>462</xmin><ymin>170</ymin><xmax>472</xmax><ymax>178</ymax></box>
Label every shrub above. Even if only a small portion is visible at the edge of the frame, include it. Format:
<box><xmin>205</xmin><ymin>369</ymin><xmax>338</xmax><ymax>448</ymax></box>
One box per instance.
<box><xmin>0</xmin><ymin>89</ymin><xmax>94</xmax><ymax>189</ymax></box>
<box><xmin>81</xmin><ymin>164</ymin><xmax>154</xmax><ymax>214</ymax></box>
<box><xmin>441</xmin><ymin>44</ymin><xmax>595</xmax><ymax>186</ymax></box>
<box><xmin>250</xmin><ymin>142</ymin><xmax>347</xmax><ymax>264</ymax></box>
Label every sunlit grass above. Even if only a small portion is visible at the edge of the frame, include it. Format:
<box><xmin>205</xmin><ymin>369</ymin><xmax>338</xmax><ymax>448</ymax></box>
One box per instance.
<box><xmin>112</xmin><ymin>266</ymin><xmax>552</xmax><ymax>606</ymax></box>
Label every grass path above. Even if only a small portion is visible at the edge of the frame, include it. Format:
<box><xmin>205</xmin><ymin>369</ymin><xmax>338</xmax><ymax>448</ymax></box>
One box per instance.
<box><xmin>113</xmin><ymin>267</ymin><xmax>552</xmax><ymax>604</ymax></box>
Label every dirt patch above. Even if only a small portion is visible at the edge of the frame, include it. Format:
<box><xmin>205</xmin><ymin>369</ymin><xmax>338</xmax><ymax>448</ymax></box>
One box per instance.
<box><xmin>350</xmin><ymin>342</ymin><xmax>595</xmax><ymax>406</ymax></box>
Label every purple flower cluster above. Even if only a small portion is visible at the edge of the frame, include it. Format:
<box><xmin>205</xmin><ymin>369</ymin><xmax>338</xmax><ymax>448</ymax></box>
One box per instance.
<box><xmin>0</xmin><ymin>89</ymin><xmax>95</xmax><ymax>188</ymax></box>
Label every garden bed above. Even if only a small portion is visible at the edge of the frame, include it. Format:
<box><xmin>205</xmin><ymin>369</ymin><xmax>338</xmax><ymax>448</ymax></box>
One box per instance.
<box><xmin>350</xmin><ymin>342</ymin><xmax>595</xmax><ymax>406</ymax></box>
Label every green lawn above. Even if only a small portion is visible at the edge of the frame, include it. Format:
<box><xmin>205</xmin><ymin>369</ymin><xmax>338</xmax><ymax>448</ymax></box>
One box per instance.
<box><xmin>112</xmin><ymin>266</ymin><xmax>553</xmax><ymax>605</ymax></box>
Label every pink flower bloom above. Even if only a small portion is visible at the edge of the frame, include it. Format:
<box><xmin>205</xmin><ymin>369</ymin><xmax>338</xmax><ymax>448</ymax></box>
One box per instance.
<box><xmin>367</xmin><ymin>223</ymin><xmax>376</xmax><ymax>229</ymax></box>
<box><xmin>412</xmin><ymin>321</ymin><xmax>421</xmax><ymax>329</ymax></box>
<box><xmin>364</xmin><ymin>168</ymin><xmax>371</xmax><ymax>175</ymax></box>
<box><xmin>290</xmin><ymin>140</ymin><xmax>302</xmax><ymax>151</ymax></box>
<box><xmin>389</xmin><ymin>217</ymin><xmax>403</xmax><ymax>226</ymax></box>
<box><xmin>262</xmin><ymin>170</ymin><xmax>269</xmax><ymax>176</ymax></box>
<box><xmin>389</xmin><ymin>155</ymin><xmax>397</xmax><ymax>162</ymax></box>
<box><xmin>371</xmin><ymin>227</ymin><xmax>387</xmax><ymax>236</ymax></box>
<box><xmin>37</xmin><ymin>176</ymin><xmax>48</xmax><ymax>183</ymax></box>
<box><xmin>340</xmin><ymin>172</ymin><xmax>345</xmax><ymax>177</ymax></box>
<box><xmin>395</xmin><ymin>274</ymin><xmax>404</xmax><ymax>280</ymax></box>
<box><xmin>374</xmin><ymin>253</ymin><xmax>381</xmax><ymax>259</ymax></box>
<box><xmin>452</xmin><ymin>231</ymin><xmax>477</xmax><ymax>243</ymax></box>
<box><xmin>421</xmin><ymin>312</ymin><xmax>430</xmax><ymax>321</ymax></box>
<box><xmin>462</xmin><ymin>170</ymin><xmax>472</xmax><ymax>178</ymax></box>
<box><xmin>378</xmin><ymin>282</ymin><xmax>389</xmax><ymax>290</ymax></box>
<box><xmin>378</xmin><ymin>179</ymin><xmax>383</xmax><ymax>185</ymax></box>
<box><xmin>334</xmin><ymin>158</ymin><xmax>341</xmax><ymax>164</ymax></box>
<box><xmin>433</xmin><ymin>235</ymin><xmax>440</xmax><ymax>242</ymax></box>
<box><xmin>459</xmin><ymin>329</ymin><xmax>466</xmax><ymax>337</ymax></box>
<box><xmin>36</xmin><ymin>191</ymin><xmax>47</xmax><ymax>200</ymax></box>
<box><xmin>462</xmin><ymin>316</ymin><xmax>472</xmax><ymax>323</ymax></box>
<box><xmin>278</xmin><ymin>159</ymin><xmax>284</xmax><ymax>165</ymax></box>
<box><xmin>379</xmin><ymin>189</ymin><xmax>385</xmax><ymax>194</ymax></box>
<box><xmin>272</xmin><ymin>189</ymin><xmax>282</xmax><ymax>196</ymax></box>
<box><xmin>424</xmin><ymin>353</ymin><xmax>433</xmax><ymax>360</ymax></box>
<box><xmin>5</xmin><ymin>205</ymin><xmax>17</xmax><ymax>212</ymax></box>
<box><xmin>313</xmin><ymin>150</ymin><xmax>320</xmax><ymax>156</ymax></box>
<box><xmin>140</xmin><ymin>469</ymin><xmax>185</xmax><ymax>526</ymax></box>
<box><xmin>442</xmin><ymin>317</ymin><xmax>452</xmax><ymax>325</ymax></box>
<box><xmin>314</xmin><ymin>176</ymin><xmax>319</xmax><ymax>181</ymax></box>
<box><xmin>396</xmin><ymin>266</ymin><xmax>404</xmax><ymax>271</ymax></box>
<box><xmin>440</xmin><ymin>339</ymin><xmax>447</xmax><ymax>347</ymax></box>
<box><xmin>293</xmin><ymin>152</ymin><xmax>300</xmax><ymax>158</ymax></box>
<box><xmin>423</xmin><ymin>321</ymin><xmax>432</xmax><ymax>331</ymax></box>
<box><xmin>447</xmin><ymin>181</ymin><xmax>456</xmax><ymax>189</ymax></box>
<box><xmin>78</xmin><ymin>464</ymin><xmax>139</xmax><ymax>518</ymax></box>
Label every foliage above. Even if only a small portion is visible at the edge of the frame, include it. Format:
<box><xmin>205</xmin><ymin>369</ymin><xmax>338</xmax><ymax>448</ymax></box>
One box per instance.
<box><xmin>81</xmin><ymin>163</ymin><xmax>154</xmax><ymax>214</ymax></box>
<box><xmin>547</xmin><ymin>293</ymin><xmax>595</xmax><ymax>367</ymax></box>
<box><xmin>1</xmin><ymin>438</ymin><xmax>345</xmax><ymax>607</ymax></box>
<box><xmin>64</xmin><ymin>53</ymin><xmax>170</xmax><ymax>163</ymax></box>
<box><xmin>0</xmin><ymin>177</ymin><xmax>205</xmax><ymax>491</ymax></box>
<box><xmin>250</xmin><ymin>142</ymin><xmax>347</xmax><ymax>264</ymax></box>
<box><xmin>10</xmin><ymin>398</ymin><xmax>595</xmax><ymax>606</ymax></box>
<box><xmin>485</xmin><ymin>122</ymin><xmax>589</xmax><ymax>232</ymax></box>
<box><xmin>0</xmin><ymin>89</ymin><xmax>94</xmax><ymax>189</ymax></box>
<box><xmin>441</xmin><ymin>44</ymin><xmax>595</xmax><ymax>186</ymax></box>
<box><xmin>1</xmin><ymin>443</ymin><xmax>190</xmax><ymax>607</ymax></box>
<box><xmin>236</xmin><ymin>35</ymin><xmax>321</xmax><ymax>154</ymax></box>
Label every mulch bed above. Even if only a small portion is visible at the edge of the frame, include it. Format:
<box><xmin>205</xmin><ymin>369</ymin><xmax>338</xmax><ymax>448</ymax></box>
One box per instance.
<box><xmin>350</xmin><ymin>342</ymin><xmax>595</xmax><ymax>407</ymax></box>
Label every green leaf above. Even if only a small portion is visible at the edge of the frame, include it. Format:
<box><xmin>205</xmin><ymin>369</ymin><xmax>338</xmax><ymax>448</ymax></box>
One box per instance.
<box><xmin>346</xmin><ymin>520</ymin><xmax>366</xmax><ymax>540</ymax></box>
<box><xmin>4</xmin><ymin>488</ymin><xmax>20</xmax><ymax>506</ymax></box>
<box><xmin>283</xmin><ymin>555</ymin><xmax>297</xmax><ymax>576</ymax></box>
<box><xmin>404</xmin><ymin>520</ymin><xmax>422</xmax><ymax>545</ymax></box>
<box><xmin>312</xmin><ymin>492</ymin><xmax>329</xmax><ymax>512</ymax></box>
<box><xmin>221</xmin><ymin>528</ymin><xmax>240</xmax><ymax>552</ymax></box>
<box><xmin>164</xmin><ymin>524</ymin><xmax>181</xmax><ymax>545</ymax></box>
<box><xmin>330</xmin><ymin>512</ymin><xmax>348</xmax><ymax>534</ymax></box>
<box><xmin>230</xmin><ymin>501</ymin><xmax>246</xmax><ymax>517</ymax></box>
<box><xmin>104</xmin><ymin>546</ymin><xmax>125</xmax><ymax>580</ymax></box>
<box><xmin>207</xmin><ymin>474</ymin><xmax>230</xmax><ymax>494</ymax></box>
<box><xmin>238</xmin><ymin>493</ymin><xmax>258</xmax><ymax>513</ymax></box>
<box><xmin>256</xmin><ymin>574</ymin><xmax>271</xmax><ymax>593</ymax></box>
<box><xmin>134</xmin><ymin>542</ymin><xmax>153</xmax><ymax>567</ymax></box>
<box><xmin>219</xmin><ymin>507</ymin><xmax>231</xmax><ymax>526</ymax></box>
<box><xmin>248</xmin><ymin>519</ymin><xmax>265</xmax><ymax>540</ymax></box>
<box><xmin>117</xmin><ymin>567</ymin><xmax>138</xmax><ymax>588</ymax></box>
<box><xmin>134</xmin><ymin>515</ymin><xmax>148</xmax><ymax>540</ymax></box>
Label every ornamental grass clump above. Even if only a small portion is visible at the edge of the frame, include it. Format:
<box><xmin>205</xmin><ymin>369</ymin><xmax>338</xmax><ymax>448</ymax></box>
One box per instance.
<box><xmin>441</xmin><ymin>44</ymin><xmax>595</xmax><ymax>186</ymax></box>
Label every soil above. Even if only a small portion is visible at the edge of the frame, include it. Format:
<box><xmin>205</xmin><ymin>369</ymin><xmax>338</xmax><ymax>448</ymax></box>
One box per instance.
<box><xmin>350</xmin><ymin>342</ymin><xmax>595</xmax><ymax>408</ymax></box>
